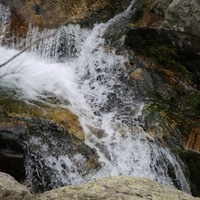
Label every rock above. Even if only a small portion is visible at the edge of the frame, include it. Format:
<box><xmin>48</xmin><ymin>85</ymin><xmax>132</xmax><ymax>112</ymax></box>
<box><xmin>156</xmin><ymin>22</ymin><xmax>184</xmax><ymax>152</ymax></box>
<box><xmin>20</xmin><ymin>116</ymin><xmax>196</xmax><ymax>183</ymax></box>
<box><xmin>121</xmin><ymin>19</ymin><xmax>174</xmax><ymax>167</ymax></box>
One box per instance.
<box><xmin>164</xmin><ymin>0</ymin><xmax>200</xmax><ymax>38</ymax></box>
<box><xmin>124</xmin><ymin>28</ymin><xmax>200</xmax><ymax>196</ymax></box>
<box><xmin>0</xmin><ymin>174</ymin><xmax>199</xmax><ymax>200</ymax></box>
<box><xmin>0</xmin><ymin>172</ymin><xmax>30</xmax><ymax>200</ymax></box>
<box><xmin>130</xmin><ymin>68</ymin><xmax>144</xmax><ymax>81</ymax></box>
<box><xmin>0</xmin><ymin>0</ymin><xmax>133</xmax><ymax>40</ymax></box>
<box><xmin>0</xmin><ymin>91</ymin><xmax>99</xmax><ymax>194</ymax></box>
<box><xmin>132</xmin><ymin>0</ymin><xmax>200</xmax><ymax>83</ymax></box>
<box><xmin>0</xmin><ymin>0</ymin><xmax>112</xmax><ymax>28</ymax></box>
<box><xmin>180</xmin><ymin>151</ymin><xmax>200</xmax><ymax>197</ymax></box>
<box><xmin>146</xmin><ymin>0</ymin><xmax>200</xmax><ymax>38</ymax></box>
<box><xmin>185</xmin><ymin>128</ymin><xmax>200</xmax><ymax>153</ymax></box>
<box><xmin>25</xmin><ymin>177</ymin><xmax>198</xmax><ymax>200</ymax></box>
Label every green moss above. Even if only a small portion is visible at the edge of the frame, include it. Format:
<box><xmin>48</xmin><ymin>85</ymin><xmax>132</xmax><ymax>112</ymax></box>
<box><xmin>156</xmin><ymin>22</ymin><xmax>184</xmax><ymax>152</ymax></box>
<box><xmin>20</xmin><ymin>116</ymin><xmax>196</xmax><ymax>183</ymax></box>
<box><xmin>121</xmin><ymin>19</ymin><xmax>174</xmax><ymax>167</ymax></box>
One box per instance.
<box><xmin>133</xmin><ymin>0</ymin><xmax>151</xmax><ymax>23</ymax></box>
<box><xmin>181</xmin><ymin>94</ymin><xmax>200</xmax><ymax>107</ymax></box>
<box><xmin>149</xmin><ymin>45</ymin><xmax>177</xmax><ymax>62</ymax></box>
<box><xmin>179</xmin><ymin>151</ymin><xmax>200</xmax><ymax>197</ymax></box>
<box><xmin>125</xmin><ymin>31</ymin><xmax>195</xmax><ymax>83</ymax></box>
<box><xmin>148</xmin><ymin>45</ymin><xmax>194</xmax><ymax>83</ymax></box>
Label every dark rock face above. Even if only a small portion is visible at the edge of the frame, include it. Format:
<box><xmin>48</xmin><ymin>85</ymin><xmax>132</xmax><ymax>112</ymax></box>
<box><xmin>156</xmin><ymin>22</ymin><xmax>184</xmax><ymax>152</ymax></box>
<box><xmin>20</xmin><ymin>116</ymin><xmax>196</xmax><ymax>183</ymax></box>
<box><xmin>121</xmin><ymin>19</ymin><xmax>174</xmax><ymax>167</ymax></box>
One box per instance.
<box><xmin>125</xmin><ymin>27</ymin><xmax>200</xmax><ymax>86</ymax></box>
<box><xmin>0</xmin><ymin>124</ymin><xmax>25</xmax><ymax>183</ymax></box>
<box><xmin>132</xmin><ymin>0</ymin><xmax>200</xmax><ymax>86</ymax></box>
<box><xmin>180</xmin><ymin>151</ymin><xmax>200</xmax><ymax>197</ymax></box>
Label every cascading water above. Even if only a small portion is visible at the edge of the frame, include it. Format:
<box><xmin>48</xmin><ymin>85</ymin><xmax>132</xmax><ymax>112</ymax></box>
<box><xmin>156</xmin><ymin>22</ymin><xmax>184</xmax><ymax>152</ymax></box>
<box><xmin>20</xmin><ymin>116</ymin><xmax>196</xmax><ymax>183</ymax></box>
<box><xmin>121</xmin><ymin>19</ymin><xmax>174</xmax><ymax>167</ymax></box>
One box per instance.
<box><xmin>0</xmin><ymin>2</ymin><xmax>191</xmax><ymax>194</ymax></box>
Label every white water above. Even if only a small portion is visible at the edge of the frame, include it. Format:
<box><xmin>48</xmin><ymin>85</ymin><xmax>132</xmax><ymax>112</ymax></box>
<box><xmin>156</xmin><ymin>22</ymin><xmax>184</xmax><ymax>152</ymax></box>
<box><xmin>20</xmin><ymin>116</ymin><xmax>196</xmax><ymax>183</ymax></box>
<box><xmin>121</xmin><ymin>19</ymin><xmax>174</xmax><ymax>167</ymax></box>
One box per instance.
<box><xmin>0</xmin><ymin>2</ymin><xmax>191</xmax><ymax>194</ymax></box>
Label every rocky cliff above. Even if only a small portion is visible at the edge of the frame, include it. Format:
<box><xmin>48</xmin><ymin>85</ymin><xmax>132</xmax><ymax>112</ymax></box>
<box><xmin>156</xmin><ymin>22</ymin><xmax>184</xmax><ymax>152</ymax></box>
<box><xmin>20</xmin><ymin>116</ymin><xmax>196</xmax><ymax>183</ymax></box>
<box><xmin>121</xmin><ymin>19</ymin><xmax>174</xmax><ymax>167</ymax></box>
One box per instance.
<box><xmin>125</xmin><ymin>0</ymin><xmax>200</xmax><ymax>196</ymax></box>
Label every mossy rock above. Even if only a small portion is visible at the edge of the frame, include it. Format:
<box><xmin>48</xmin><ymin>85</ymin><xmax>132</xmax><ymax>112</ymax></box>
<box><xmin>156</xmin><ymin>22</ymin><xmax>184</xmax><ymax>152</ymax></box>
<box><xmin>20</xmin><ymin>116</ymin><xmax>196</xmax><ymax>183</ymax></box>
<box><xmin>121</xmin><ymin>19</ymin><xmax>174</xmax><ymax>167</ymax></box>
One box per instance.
<box><xmin>125</xmin><ymin>27</ymin><xmax>199</xmax><ymax>86</ymax></box>
<box><xmin>0</xmin><ymin>91</ymin><xmax>100</xmax><ymax>193</ymax></box>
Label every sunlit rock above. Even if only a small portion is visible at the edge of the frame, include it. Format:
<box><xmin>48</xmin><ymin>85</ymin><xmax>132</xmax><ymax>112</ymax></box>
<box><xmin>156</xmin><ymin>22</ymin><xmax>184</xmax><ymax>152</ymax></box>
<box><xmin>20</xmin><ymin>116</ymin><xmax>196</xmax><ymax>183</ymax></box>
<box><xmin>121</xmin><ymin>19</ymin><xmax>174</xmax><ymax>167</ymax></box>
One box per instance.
<box><xmin>0</xmin><ymin>172</ymin><xmax>30</xmax><ymax>200</ymax></box>
<box><xmin>130</xmin><ymin>68</ymin><xmax>144</xmax><ymax>81</ymax></box>
<box><xmin>0</xmin><ymin>0</ymin><xmax>132</xmax><ymax>40</ymax></box>
<box><xmin>1</xmin><ymin>174</ymin><xmax>199</xmax><ymax>200</ymax></box>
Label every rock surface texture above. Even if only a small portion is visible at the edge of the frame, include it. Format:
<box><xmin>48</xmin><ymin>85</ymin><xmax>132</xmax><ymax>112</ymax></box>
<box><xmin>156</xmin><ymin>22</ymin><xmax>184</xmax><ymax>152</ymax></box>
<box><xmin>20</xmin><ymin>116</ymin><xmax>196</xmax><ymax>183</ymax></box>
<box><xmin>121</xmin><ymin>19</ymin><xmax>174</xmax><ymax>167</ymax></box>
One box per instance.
<box><xmin>0</xmin><ymin>172</ymin><xmax>30</xmax><ymax>200</ymax></box>
<box><xmin>0</xmin><ymin>93</ymin><xmax>99</xmax><ymax>193</ymax></box>
<box><xmin>134</xmin><ymin>0</ymin><xmax>200</xmax><ymax>83</ymax></box>
<box><xmin>0</xmin><ymin>172</ymin><xmax>199</xmax><ymax>200</ymax></box>
<box><xmin>0</xmin><ymin>0</ymin><xmax>132</xmax><ymax>39</ymax></box>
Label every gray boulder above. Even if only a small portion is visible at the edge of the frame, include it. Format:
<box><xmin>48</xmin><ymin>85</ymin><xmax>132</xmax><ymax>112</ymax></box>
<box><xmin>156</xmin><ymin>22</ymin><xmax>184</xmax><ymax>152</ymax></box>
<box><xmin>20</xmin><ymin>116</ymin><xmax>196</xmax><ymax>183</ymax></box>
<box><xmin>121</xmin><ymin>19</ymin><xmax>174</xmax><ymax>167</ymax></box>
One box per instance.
<box><xmin>0</xmin><ymin>172</ymin><xmax>30</xmax><ymax>200</ymax></box>
<box><xmin>1</xmin><ymin>172</ymin><xmax>200</xmax><ymax>200</ymax></box>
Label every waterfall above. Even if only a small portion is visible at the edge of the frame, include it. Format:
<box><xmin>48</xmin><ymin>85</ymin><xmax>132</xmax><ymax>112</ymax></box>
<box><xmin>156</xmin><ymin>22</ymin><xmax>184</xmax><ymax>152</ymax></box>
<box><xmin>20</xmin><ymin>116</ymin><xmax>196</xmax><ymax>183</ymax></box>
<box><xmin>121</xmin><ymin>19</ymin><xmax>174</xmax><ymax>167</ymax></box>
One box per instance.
<box><xmin>0</xmin><ymin>2</ymin><xmax>191</xmax><ymax>194</ymax></box>
<box><xmin>0</xmin><ymin>4</ymin><xmax>10</xmax><ymax>45</ymax></box>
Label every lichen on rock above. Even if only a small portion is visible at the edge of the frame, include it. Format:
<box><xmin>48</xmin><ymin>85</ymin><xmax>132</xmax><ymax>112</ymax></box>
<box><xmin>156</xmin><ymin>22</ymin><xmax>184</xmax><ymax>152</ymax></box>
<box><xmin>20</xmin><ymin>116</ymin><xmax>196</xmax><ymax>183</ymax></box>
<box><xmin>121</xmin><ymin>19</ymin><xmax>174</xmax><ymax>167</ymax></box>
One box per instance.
<box><xmin>1</xmin><ymin>173</ymin><xmax>199</xmax><ymax>200</ymax></box>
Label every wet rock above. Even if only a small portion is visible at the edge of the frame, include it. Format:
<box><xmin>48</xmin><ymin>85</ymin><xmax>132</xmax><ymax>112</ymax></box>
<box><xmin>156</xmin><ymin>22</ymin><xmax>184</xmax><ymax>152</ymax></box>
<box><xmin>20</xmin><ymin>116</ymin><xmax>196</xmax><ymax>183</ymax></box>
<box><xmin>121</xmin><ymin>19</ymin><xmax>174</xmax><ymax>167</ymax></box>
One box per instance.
<box><xmin>0</xmin><ymin>0</ymin><xmax>133</xmax><ymax>40</ymax></box>
<box><xmin>123</xmin><ymin>37</ymin><xmax>200</xmax><ymax>196</ymax></box>
<box><xmin>125</xmin><ymin>0</ymin><xmax>200</xmax><ymax>173</ymax></box>
<box><xmin>0</xmin><ymin>91</ymin><xmax>99</xmax><ymax>194</ymax></box>
<box><xmin>0</xmin><ymin>126</ymin><xmax>25</xmax><ymax>183</ymax></box>
<box><xmin>125</xmin><ymin>26</ymin><xmax>200</xmax><ymax>87</ymax></box>
<box><xmin>179</xmin><ymin>151</ymin><xmax>200</xmax><ymax>197</ymax></box>
<box><xmin>185</xmin><ymin>128</ymin><xmax>200</xmax><ymax>153</ymax></box>
<box><xmin>131</xmin><ymin>0</ymin><xmax>200</xmax><ymax>84</ymax></box>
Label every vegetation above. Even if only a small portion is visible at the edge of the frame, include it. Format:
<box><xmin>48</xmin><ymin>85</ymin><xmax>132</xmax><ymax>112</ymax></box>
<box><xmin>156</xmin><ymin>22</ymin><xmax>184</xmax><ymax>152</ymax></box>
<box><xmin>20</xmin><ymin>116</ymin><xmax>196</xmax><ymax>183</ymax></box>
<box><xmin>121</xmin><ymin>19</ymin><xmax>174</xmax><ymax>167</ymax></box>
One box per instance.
<box><xmin>149</xmin><ymin>45</ymin><xmax>193</xmax><ymax>83</ymax></box>
<box><xmin>125</xmin><ymin>31</ymin><xmax>194</xmax><ymax>84</ymax></box>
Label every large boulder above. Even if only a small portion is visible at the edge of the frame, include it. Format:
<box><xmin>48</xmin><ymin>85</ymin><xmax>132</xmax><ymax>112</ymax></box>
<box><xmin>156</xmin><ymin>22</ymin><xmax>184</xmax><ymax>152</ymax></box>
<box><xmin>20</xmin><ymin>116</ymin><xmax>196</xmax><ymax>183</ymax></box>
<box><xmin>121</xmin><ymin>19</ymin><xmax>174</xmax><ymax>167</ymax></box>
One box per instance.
<box><xmin>0</xmin><ymin>173</ymin><xmax>199</xmax><ymax>200</ymax></box>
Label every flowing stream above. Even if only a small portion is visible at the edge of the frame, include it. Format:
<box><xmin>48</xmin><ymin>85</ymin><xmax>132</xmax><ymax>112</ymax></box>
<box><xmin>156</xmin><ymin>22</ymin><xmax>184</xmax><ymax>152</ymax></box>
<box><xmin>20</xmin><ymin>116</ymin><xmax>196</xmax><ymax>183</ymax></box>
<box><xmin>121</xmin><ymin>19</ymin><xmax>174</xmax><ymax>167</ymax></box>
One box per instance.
<box><xmin>0</xmin><ymin>2</ymin><xmax>191</xmax><ymax>194</ymax></box>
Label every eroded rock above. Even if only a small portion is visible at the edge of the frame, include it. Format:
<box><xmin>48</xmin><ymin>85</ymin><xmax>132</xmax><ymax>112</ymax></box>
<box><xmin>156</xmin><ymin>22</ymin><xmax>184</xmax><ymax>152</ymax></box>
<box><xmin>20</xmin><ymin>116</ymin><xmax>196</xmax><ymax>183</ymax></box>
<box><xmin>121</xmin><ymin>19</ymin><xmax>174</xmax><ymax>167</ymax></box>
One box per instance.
<box><xmin>132</xmin><ymin>0</ymin><xmax>200</xmax><ymax>83</ymax></box>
